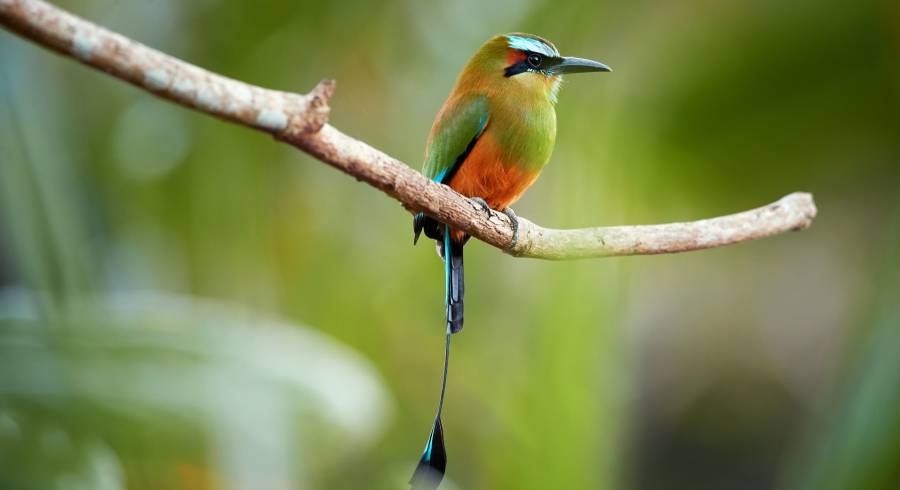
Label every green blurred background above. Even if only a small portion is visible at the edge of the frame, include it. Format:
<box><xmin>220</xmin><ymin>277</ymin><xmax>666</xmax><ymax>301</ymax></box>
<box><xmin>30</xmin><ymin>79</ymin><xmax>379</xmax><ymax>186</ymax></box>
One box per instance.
<box><xmin>1</xmin><ymin>0</ymin><xmax>899</xmax><ymax>489</ymax></box>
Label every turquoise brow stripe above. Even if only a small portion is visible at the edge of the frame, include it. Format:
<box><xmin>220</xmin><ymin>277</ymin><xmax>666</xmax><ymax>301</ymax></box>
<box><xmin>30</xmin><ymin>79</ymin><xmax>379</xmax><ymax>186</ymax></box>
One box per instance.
<box><xmin>506</xmin><ymin>35</ymin><xmax>558</xmax><ymax>57</ymax></box>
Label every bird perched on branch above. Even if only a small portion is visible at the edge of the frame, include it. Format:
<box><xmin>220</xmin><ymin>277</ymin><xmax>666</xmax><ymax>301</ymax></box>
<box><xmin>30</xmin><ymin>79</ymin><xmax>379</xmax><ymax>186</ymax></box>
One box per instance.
<box><xmin>410</xmin><ymin>33</ymin><xmax>610</xmax><ymax>487</ymax></box>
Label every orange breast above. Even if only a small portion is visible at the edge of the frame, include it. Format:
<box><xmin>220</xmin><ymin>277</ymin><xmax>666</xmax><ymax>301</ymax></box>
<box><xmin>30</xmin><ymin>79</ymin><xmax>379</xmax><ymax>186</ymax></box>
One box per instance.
<box><xmin>446</xmin><ymin>131</ymin><xmax>540</xmax><ymax>242</ymax></box>
<box><xmin>447</xmin><ymin>131</ymin><xmax>539</xmax><ymax>211</ymax></box>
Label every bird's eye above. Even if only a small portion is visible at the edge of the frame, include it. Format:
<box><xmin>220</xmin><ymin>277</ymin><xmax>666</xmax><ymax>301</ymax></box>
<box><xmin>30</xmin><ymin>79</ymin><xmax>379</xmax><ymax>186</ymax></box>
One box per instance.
<box><xmin>526</xmin><ymin>54</ymin><xmax>542</xmax><ymax>69</ymax></box>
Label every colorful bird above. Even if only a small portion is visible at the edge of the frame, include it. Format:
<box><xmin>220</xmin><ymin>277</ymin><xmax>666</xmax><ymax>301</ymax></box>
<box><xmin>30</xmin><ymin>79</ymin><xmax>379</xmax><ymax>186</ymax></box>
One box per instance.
<box><xmin>410</xmin><ymin>33</ymin><xmax>610</xmax><ymax>487</ymax></box>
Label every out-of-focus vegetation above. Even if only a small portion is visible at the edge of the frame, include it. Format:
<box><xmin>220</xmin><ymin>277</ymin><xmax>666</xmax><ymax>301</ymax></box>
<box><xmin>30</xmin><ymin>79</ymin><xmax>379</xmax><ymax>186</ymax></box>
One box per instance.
<box><xmin>0</xmin><ymin>0</ymin><xmax>898</xmax><ymax>489</ymax></box>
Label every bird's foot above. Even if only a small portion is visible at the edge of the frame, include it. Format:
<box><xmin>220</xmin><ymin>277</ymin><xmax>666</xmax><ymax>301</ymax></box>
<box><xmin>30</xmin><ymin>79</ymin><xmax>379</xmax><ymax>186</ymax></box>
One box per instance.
<box><xmin>502</xmin><ymin>207</ymin><xmax>520</xmax><ymax>250</ymax></box>
<box><xmin>469</xmin><ymin>197</ymin><xmax>493</xmax><ymax>218</ymax></box>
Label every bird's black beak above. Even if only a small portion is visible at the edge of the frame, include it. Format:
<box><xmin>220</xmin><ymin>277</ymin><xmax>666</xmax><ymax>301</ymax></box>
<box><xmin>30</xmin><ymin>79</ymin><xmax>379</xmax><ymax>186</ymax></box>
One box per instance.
<box><xmin>550</xmin><ymin>56</ymin><xmax>611</xmax><ymax>75</ymax></box>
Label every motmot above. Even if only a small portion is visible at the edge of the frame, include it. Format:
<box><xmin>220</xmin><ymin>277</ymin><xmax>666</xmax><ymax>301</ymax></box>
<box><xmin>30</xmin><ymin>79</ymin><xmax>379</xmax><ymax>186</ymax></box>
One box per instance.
<box><xmin>410</xmin><ymin>33</ymin><xmax>610</xmax><ymax>487</ymax></box>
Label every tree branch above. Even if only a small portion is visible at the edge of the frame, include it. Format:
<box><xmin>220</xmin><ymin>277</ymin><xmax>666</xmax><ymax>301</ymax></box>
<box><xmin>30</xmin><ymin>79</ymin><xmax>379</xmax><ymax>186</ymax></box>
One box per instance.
<box><xmin>0</xmin><ymin>0</ymin><xmax>817</xmax><ymax>260</ymax></box>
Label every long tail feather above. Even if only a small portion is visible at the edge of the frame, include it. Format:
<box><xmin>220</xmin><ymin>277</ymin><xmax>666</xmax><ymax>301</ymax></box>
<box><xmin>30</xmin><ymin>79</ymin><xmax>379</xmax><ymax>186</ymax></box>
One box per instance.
<box><xmin>410</xmin><ymin>332</ymin><xmax>451</xmax><ymax>489</ymax></box>
<box><xmin>411</xmin><ymin>225</ymin><xmax>465</xmax><ymax>488</ymax></box>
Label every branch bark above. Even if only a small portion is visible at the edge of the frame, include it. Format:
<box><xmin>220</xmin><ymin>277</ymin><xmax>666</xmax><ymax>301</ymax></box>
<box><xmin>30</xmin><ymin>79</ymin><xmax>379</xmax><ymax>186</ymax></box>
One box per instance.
<box><xmin>0</xmin><ymin>0</ymin><xmax>817</xmax><ymax>260</ymax></box>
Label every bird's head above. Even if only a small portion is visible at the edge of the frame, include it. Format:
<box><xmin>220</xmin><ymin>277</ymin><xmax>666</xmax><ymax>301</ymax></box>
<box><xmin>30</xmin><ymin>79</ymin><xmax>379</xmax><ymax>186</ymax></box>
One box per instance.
<box><xmin>462</xmin><ymin>33</ymin><xmax>610</xmax><ymax>103</ymax></box>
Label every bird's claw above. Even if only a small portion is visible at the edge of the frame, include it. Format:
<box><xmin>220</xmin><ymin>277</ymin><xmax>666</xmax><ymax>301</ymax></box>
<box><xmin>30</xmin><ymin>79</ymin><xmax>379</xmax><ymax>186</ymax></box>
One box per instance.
<box><xmin>469</xmin><ymin>197</ymin><xmax>493</xmax><ymax>218</ymax></box>
<box><xmin>466</xmin><ymin>198</ymin><xmax>517</xmax><ymax>248</ymax></box>
<box><xmin>502</xmin><ymin>207</ymin><xmax>519</xmax><ymax>250</ymax></box>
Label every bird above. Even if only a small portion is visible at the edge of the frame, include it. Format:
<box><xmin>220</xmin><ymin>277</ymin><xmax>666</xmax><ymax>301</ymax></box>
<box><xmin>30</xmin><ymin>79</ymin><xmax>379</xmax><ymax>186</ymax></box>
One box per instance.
<box><xmin>410</xmin><ymin>33</ymin><xmax>610</xmax><ymax>488</ymax></box>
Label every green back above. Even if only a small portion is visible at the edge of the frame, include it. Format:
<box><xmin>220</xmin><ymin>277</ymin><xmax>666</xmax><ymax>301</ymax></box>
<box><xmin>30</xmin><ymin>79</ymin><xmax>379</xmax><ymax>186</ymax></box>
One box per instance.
<box><xmin>422</xmin><ymin>95</ymin><xmax>490</xmax><ymax>183</ymax></box>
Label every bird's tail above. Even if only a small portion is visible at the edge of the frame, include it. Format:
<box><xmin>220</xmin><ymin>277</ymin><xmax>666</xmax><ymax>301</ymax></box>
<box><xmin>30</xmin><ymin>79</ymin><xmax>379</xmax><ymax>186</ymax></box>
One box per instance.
<box><xmin>410</xmin><ymin>332</ymin><xmax>450</xmax><ymax>489</ymax></box>
<box><xmin>443</xmin><ymin>225</ymin><xmax>465</xmax><ymax>334</ymax></box>
<box><xmin>410</xmin><ymin>225</ymin><xmax>464</xmax><ymax>489</ymax></box>
<box><xmin>413</xmin><ymin>215</ymin><xmax>465</xmax><ymax>333</ymax></box>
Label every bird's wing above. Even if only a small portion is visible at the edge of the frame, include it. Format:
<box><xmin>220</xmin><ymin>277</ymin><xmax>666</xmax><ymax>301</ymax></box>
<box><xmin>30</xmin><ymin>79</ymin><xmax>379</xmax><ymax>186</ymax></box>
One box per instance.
<box><xmin>422</xmin><ymin>95</ymin><xmax>490</xmax><ymax>184</ymax></box>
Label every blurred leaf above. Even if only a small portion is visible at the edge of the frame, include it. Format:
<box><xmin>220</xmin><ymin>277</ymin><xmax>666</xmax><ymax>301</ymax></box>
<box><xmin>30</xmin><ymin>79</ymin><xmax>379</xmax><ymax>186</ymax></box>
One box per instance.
<box><xmin>0</xmin><ymin>291</ymin><xmax>392</xmax><ymax>490</ymax></box>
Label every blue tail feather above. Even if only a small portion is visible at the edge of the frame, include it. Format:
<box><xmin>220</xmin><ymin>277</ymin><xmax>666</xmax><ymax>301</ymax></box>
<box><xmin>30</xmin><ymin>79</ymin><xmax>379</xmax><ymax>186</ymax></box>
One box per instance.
<box><xmin>410</xmin><ymin>225</ymin><xmax>465</xmax><ymax>488</ymax></box>
<box><xmin>410</xmin><ymin>416</ymin><xmax>446</xmax><ymax>489</ymax></box>
<box><xmin>444</xmin><ymin>225</ymin><xmax>464</xmax><ymax>334</ymax></box>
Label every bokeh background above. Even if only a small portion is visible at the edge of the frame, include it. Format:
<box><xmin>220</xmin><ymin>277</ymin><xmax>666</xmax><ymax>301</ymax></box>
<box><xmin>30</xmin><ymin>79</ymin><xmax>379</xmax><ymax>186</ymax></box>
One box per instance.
<box><xmin>2</xmin><ymin>0</ymin><xmax>899</xmax><ymax>489</ymax></box>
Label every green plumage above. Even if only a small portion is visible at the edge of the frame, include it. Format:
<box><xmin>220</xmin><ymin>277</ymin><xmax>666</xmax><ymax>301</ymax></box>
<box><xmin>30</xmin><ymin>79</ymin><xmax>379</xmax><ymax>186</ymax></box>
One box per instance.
<box><xmin>423</xmin><ymin>95</ymin><xmax>489</xmax><ymax>183</ymax></box>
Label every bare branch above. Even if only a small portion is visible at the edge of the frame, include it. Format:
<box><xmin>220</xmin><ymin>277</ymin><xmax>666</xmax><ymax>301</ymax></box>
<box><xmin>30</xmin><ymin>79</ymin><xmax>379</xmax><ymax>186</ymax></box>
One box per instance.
<box><xmin>511</xmin><ymin>192</ymin><xmax>817</xmax><ymax>259</ymax></box>
<box><xmin>0</xmin><ymin>0</ymin><xmax>817</xmax><ymax>260</ymax></box>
